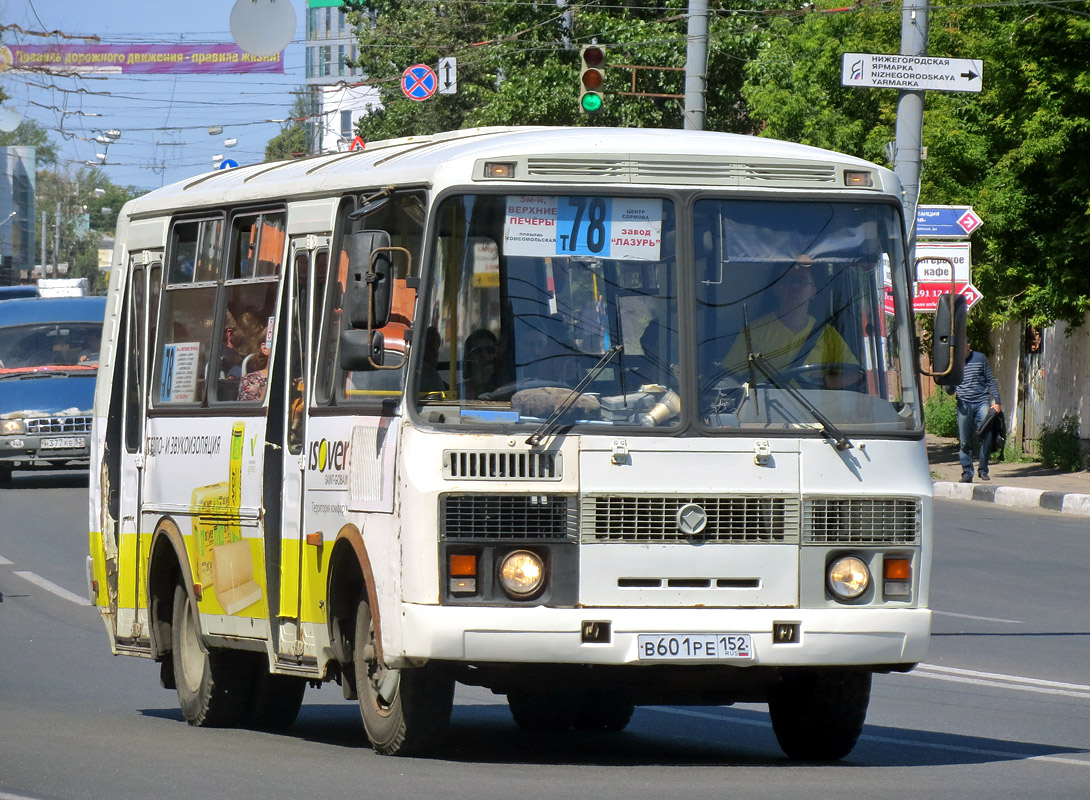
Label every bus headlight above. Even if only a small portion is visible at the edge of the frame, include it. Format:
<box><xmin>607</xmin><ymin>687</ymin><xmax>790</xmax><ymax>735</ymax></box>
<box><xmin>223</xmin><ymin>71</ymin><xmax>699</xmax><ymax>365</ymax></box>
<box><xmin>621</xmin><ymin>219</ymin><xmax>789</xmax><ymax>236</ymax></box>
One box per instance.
<box><xmin>2</xmin><ymin>419</ymin><xmax>26</xmax><ymax>435</ymax></box>
<box><xmin>827</xmin><ymin>555</ymin><xmax>870</xmax><ymax>601</ymax></box>
<box><xmin>498</xmin><ymin>550</ymin><xmax>545</xmax><ymax>600</ymax></box>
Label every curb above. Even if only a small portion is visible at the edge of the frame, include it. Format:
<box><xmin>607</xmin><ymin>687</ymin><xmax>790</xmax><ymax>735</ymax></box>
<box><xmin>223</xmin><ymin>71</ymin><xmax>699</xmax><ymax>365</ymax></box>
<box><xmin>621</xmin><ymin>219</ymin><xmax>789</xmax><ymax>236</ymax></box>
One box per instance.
<box><xmin>933</xmin><ymin>481</ymin><xmax>1090</xmax><ymax>517</ymax></box>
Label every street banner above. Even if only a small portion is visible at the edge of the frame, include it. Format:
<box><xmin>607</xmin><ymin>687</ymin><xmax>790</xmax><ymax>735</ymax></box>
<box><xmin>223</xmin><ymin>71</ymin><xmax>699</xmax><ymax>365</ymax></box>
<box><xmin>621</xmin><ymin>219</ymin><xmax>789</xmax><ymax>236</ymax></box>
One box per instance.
<box><xmin>0</xmin><ymin>43</ymin><xmax>284</xmax><ymax>75</ymax></box>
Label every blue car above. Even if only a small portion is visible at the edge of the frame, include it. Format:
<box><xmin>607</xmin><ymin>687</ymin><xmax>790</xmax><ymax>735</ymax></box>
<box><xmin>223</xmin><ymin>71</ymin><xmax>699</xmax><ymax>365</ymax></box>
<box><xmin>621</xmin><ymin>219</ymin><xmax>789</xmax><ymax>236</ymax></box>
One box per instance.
<box><xmin>0</xmin><ymin>295</ymin><xmax>107</xmax><ymax>483</ymax></box>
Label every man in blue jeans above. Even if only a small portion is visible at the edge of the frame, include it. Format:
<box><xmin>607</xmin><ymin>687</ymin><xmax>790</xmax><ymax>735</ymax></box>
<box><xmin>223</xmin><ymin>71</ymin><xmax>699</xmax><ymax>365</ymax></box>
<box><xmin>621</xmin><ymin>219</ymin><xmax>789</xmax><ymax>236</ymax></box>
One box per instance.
<box><xmin>952</xmin><ymin>346</ymin><xmax>1002</xmax><ymax>483</ymax></box>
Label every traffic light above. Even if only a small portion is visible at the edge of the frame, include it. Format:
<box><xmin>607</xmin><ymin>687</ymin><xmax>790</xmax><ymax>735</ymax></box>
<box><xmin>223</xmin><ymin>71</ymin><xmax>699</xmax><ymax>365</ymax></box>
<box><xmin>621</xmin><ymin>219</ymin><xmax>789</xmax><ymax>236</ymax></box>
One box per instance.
<box><xmin>579</xmin><ymin>45</ymin><xmax>606</xmax><ymax>114</ymax></box>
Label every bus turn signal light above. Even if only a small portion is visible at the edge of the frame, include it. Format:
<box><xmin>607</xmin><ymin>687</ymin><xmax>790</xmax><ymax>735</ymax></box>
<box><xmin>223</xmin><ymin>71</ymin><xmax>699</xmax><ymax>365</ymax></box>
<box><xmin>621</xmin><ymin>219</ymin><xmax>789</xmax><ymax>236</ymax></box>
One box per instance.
<box><xmin>449</xmin><ymin>553</ymin><xmax>478</xmax><ymax>595</ymax></box>
<box><xmin>883</xmin><ymin>556</ymin><xmax>912</xmax><ymax>598</ymax></box>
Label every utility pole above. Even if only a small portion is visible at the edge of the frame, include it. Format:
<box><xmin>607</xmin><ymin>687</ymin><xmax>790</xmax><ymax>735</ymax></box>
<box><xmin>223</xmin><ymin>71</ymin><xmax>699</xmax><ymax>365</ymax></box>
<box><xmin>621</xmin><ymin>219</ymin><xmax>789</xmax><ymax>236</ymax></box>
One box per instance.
<box><xmin>893</xmin><ymin>0</ymin><xmax>929</xmax><ymax>252</ymax></box>
<box><xmin>54</xmin><ymin>200</ymin><xmax>61</xmax><ymax>277</ymax></box>
<box><xmin>683</xmin><ymin>0</ymin><xmax>709</xmax><ymax>130</ymax></box>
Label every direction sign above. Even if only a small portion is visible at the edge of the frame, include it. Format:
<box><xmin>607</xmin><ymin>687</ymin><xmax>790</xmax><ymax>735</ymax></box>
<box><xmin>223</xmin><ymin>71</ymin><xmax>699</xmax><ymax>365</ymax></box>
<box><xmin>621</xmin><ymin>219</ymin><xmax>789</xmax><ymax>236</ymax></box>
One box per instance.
<box><xmin>913</xmin><ymin>281</ymin><xmax>982</xmax><ymax>313</ymax></box>
<box><xmin>916</xmin><ymin>205</ymin><xmax>983</xmax><ymax>238</ymax></box>
<box><xmin>842</xmin><ymin>53</ymin><xmax>983</xmax><ymax>93</ymax></box>
<box><xmin>218</xmin><ymin>158</ymin><xmax>239</xmax><ymax>170</ymax></box>
<box><xmin>915</xmin><ymin>241</ymin><xmax>971</xmax><ymax>283</ymax></box>
<box><xmin>438</xmin><ymin>57</ymin><xmax>457</xmax><ymax>95</ymax></box>
<box><xmin>402</xmin><ymin>63</ymin><xmax>437</xmax><ymax>101</ymax></box>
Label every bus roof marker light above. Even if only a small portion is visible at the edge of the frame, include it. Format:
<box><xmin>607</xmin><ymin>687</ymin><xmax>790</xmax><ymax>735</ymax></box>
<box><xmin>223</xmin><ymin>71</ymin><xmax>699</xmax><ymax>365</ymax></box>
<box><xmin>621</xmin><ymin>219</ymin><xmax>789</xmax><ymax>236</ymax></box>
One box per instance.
<box><xmin>844</xmin><ymin>170</ymin><xmax>873</xmax><ymax>187</ymax></box>
<box><xmin>484</xmin><ymin>162</ymin><xmax>515</xmax><ymax>179</ymax></box>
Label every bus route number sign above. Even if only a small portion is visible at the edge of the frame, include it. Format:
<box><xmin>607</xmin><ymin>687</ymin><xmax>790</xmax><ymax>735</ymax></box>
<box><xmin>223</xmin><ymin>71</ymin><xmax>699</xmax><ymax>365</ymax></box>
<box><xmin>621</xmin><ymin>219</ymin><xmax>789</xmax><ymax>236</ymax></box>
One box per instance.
<box><xmin>504</xmin><ymin>195</ymin><xmax>662</xmax><ymax>261</ymax></box>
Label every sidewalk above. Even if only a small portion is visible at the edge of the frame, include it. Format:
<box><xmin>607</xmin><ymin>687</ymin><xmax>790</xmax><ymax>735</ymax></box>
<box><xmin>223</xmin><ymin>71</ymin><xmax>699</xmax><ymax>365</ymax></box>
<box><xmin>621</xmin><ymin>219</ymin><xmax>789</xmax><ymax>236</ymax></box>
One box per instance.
<box><xmin>927</xmin><ymin>434</ymin><xmax>1090</xmax><ymax>516</ymax></box>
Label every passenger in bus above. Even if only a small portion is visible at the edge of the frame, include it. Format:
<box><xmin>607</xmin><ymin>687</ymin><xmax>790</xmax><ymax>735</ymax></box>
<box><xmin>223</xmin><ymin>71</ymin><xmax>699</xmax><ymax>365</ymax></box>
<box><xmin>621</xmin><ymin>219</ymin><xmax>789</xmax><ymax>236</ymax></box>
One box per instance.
<box><xmin>462</xmin><ymin>328</ymin><xmax>500</xmax><ymax>400</ymax></box>
<box><xmin>720</xmin><ymin>261</ymin><xmax>857</xmax><ymax>387</ymax></box>
<box><xmin>234</xmin><ymin>309</ymin><xmax>272</xmax><ymax>402</ymax></box>
<box><xmin>219</xmin><ymin>309</ymin><xmax>245</xmax><ymax>380</ymax></box>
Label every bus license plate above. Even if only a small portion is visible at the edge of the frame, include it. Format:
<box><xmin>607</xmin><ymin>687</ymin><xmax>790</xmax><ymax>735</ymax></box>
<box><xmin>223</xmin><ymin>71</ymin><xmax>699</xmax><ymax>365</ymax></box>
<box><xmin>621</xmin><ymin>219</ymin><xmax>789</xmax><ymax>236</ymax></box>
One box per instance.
<box><xmin>637</xmin><ymin>633</ymin><xmax>753</xmax><ymax>661</ymax></box>
<box><xmin>41</xmin><ymin>437</ymin><xmax>86</xmax><ymax>450</ymax></box>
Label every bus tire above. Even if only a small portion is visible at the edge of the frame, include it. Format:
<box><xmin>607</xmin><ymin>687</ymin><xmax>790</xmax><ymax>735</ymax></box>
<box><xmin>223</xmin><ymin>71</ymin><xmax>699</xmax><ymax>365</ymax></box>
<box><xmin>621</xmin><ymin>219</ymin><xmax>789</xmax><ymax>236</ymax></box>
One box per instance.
<box><xmin>574</xmin><ymin>689</ymin><xmax>635</xmax><ymax>733</ymax></box>
<box><xmin>767</xmin><ymin>668</ymin><xmax>871</xmax><ymax>761</ymax></box>
<box><xmin>244</xmin><ymin>661</ymin><xmax>307</xmax><ymax>731</ymax></box>
<box><xmin>171</xmin><ymin>583</ymin><xmax>251</xmax><ymax>727</ymax></box>
<box><xmin>507</xmin><ymin>688</ymin><xmax>580</xmax><ymax>732</ymax></box>
<box><xmin>353</xmin><ymin>594</ymin><xmax>454</xmax><ymax>756</ymax></box>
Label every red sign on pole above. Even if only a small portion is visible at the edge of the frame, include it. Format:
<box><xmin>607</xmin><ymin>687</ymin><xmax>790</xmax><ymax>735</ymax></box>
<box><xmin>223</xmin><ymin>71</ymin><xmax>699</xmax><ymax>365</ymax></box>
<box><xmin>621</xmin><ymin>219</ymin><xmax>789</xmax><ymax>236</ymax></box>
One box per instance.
<box><xmin>913</xmin><ymin>281</ymin><xmax>983</xmax><ymax>313</ymax></box>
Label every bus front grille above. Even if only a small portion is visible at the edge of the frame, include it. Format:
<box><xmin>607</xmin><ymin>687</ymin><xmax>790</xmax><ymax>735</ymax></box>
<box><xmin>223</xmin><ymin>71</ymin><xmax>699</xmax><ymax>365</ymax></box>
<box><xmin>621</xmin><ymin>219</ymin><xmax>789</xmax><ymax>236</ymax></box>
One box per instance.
<box><xmin>803</xmin><ymin>497</ymin><xmax>921</xmax><ymax>545</ymax></box>
<box><xmin>441</xmin><ymin>494</ymin><xmax>576</xmax><ymax>541</ymax></box>
<box><xmin>581</xmin><ymin>495</ymin><xmax>800</xmax><ymax>544</ymax></box>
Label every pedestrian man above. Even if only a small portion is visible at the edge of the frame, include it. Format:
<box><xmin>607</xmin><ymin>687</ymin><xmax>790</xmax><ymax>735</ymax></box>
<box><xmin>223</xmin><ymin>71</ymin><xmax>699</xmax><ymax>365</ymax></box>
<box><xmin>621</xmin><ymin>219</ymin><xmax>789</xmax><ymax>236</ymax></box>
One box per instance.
<box><xmin>951</xmin><ymin>344</ymin><xmax>1002</xmax><ymax>483</ymax></box>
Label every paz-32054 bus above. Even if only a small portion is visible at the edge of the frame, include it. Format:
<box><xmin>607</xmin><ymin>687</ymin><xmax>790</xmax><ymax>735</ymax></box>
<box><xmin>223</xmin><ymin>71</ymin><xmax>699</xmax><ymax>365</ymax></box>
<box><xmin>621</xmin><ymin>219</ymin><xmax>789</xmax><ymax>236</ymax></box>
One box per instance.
<box><xmin>88</xmin><ymin>126</ymin><xmax>963</xmax><ymax>760</ymax></box>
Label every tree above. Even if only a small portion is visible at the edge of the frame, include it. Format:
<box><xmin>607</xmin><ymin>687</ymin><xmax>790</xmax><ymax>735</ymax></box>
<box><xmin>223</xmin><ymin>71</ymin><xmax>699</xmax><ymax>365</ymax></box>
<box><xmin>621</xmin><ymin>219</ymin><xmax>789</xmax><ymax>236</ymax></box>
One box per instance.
<box><xmin>340</xmin><ymin>0</ymin><xmax>784</xmax><ymax>141</ymax></box>
<box><xmin>265</xmin><ymin>89</ymin><xmax>313</xmax><ymax>161</ymax></box>
<box><xmin>0</xmin><ymin>118</ymin><xmax>60</xmax><ymax>166</ymax></box>
<box><xmin>743</xmin><ymin>3</ymin><xmax>1090</xmax><ymax>328</ymax></box>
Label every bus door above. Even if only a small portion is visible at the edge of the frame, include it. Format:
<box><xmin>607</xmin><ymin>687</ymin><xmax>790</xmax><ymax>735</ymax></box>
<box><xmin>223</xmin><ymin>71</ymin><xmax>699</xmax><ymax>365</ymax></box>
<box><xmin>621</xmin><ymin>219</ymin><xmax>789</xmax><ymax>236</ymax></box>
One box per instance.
<box><xmin>118</xmin><ymin>252</ymin><xmax>161</xmax><ymax>645</ymax></box>
<box><xmin>270</xmin><ymin>238</ymin><xmax>327</xmax><ymax>660</ymax></box>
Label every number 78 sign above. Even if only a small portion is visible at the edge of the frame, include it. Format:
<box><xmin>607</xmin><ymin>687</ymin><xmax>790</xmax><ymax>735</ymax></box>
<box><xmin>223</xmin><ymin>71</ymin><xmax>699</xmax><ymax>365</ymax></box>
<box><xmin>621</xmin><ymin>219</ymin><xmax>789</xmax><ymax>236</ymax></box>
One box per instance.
<box><xmin>503</xmin><ymin>195</ymin><xmax>663</xmax><ymax>260</ymax></box>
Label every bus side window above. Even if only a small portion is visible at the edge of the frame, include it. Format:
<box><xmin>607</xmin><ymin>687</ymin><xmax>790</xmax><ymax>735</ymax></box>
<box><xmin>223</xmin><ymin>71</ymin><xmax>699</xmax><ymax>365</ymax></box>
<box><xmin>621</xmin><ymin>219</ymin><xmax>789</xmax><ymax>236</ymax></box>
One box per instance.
<box><xmin>211</xmin><ymin>210</ymin><xmax>285</xmax><ymax>403</ymax></box>
<box><xmin>155</xmin><ymin>216</ymin><xmax>224</xmax><ymax>405</ymax></box>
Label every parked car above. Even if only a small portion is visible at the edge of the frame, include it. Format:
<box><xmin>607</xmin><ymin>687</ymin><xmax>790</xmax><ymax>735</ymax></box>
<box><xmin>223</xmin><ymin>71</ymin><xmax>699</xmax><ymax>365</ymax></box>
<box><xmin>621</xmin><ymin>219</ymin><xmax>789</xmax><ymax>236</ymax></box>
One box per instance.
<box><xmin>0</xmin><ymin>295</ymin><xmax>106</xmax><ymax>483</ymax></box>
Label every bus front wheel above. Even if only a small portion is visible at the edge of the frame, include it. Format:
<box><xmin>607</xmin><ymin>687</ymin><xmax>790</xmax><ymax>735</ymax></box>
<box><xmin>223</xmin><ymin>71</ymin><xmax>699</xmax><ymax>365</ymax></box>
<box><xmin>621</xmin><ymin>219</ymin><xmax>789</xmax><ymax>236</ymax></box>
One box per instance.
<box><xmin>171</xmin><ymin>583</ymin><xmax>252</xmax><ymax>727</ymax></box>
<box><xmin>767</xmin><ymin>668</ymin><xmax>871</xmax><ymax>761</ymax></box>
<box><xmin>353</xmin><ymin>595</ymin><xmax>454</xmax><ymax>756</ymax></box>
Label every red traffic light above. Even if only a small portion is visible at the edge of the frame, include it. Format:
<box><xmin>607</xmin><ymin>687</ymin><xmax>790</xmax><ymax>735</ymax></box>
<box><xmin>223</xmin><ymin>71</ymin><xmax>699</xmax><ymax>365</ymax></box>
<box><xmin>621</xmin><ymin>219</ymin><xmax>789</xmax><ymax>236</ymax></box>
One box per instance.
<box><xmin>582</xmin><ymin>45</ymin><xmax>605</xmax><ymax>68</ymax></box>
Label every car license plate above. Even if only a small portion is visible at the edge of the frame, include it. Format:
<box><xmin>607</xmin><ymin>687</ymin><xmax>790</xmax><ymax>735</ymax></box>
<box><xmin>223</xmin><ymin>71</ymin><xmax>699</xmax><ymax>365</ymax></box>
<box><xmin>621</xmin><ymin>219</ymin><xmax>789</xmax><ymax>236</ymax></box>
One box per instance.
<box><xmin>41</xmin><ymin>437</ymin><xmax>86</xmax><ymax>450</ymax></box>
<box><xmin>637</xmin><ymin>633</ymin><xmax>753</xmax><ymax>661</ymax></box>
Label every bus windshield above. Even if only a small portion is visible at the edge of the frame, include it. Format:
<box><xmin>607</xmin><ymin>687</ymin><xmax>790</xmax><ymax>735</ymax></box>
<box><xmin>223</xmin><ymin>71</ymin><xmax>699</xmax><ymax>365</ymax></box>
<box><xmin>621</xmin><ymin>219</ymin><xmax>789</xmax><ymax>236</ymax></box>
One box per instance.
<box><xmin>414</xmin><ymin>192</ymin><xmax>918</xmax><ymax>435</ymax></box>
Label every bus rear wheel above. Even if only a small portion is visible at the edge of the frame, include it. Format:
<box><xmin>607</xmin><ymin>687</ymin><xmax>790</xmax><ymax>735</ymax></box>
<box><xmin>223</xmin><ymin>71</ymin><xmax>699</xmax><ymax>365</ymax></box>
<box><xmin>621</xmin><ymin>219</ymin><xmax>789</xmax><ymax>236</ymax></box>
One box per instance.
<box><xmin>171</xmin><ymin>583</ymin><xmax>252</xmax><ymax>727</ymax></box>
<box><xmin>767</xmin><ymin>668</ymin><xmax>871</xmax><ymax>761</ymax></box>
<box><xmin>353</xmin><ymin>594</ymin><xmax>454</xmax><ymax>756</ymax></box>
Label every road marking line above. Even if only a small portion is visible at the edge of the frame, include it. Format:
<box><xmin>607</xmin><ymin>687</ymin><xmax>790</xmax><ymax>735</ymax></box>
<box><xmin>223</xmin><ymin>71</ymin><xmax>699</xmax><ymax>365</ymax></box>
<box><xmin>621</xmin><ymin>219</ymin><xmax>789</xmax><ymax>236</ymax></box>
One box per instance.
<box><xmin>915</xmin><ymin>664</ymin><xmax>1090</xmax><ymax>697</ymax></box>
<box><xmin>0</xmin><ymin>554</ymin><xmax>12</xmax><ymax>565</ymax></box>
<box><xmin>934</xmin><ymin>610</ymin><xmax>1024</xmax><ymax>624</ymax></box>
<box><xmin>13</xmin><ymin>571</ymin><xmax>90</xmax><ymax>606</ymax></box>
<box><xmin>1</xmin><ymin>792</ymin><xmax>46</xmax><ymax>800</ymax></box>
<box><xmin>649</xmin><ymin>707</ymin><xmax>1090</xmax><ymax>767</ymax></box>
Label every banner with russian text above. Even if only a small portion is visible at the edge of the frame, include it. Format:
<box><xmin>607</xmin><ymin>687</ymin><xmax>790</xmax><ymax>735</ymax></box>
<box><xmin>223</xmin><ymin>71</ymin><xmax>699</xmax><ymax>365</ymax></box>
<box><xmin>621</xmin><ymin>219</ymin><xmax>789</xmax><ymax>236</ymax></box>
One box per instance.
<box><xmin>0</xmin><ymin>43</ymin><xmax>284</xmax><ymax>75</ymax></box>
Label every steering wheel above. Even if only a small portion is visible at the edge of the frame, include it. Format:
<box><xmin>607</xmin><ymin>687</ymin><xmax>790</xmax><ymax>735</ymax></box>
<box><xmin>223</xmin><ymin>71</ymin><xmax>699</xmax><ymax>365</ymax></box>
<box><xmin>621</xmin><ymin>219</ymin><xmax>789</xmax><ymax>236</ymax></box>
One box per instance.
<box><xmin>781</xmin><ymin>362</ymin><xmax>867</xmax><ymax>391</ymax></box>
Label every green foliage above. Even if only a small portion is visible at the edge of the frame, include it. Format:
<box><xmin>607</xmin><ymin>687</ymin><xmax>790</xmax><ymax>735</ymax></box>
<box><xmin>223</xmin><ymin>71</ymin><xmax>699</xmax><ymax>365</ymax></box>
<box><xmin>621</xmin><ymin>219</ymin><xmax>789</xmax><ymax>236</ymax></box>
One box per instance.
<box><xmin>742</xmin><ymin>3</ymin><xmax>1090</xmax><ymax>329</ymax></box>
<box><xmin>924</xmin><ymin>388</ymin><xmax>958</xmax><ymax>438</ymax></box>
<box><xmin>0</xmin><ymin>118</ymin><xmax>60</xmax><ymax>166</ymax></box>
<box><xmin>1037</xmin><ymin>415</ymin><xmax>1085</xmax><ymax>472</ymax></box>
<box><xmin>340</xmin><ymin>0</ymin><xmax>779</xmax><ymax>142</ymax></box>
<box><xmin>265</xmin><ymin>89</ymin><xmax>312</xmax><ymax>162</ymax></box>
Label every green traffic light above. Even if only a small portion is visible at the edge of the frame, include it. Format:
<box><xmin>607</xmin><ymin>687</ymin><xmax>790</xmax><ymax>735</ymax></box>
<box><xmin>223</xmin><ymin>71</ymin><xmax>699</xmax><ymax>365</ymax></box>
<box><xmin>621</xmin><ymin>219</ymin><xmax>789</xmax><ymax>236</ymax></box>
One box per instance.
<box><xmin>581</xmin><ymin>92</ymin><xmax>603</xmax><ymax>113</ymax></box>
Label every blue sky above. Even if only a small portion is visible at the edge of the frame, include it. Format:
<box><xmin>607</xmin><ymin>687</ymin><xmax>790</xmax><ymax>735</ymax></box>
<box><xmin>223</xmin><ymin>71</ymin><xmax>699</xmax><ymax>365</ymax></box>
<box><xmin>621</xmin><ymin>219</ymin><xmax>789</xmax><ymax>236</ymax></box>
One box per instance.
<box><xmin>1</xmin><ymin>0</ymin><xmax>308</xmax><ymax>191</ymax></box>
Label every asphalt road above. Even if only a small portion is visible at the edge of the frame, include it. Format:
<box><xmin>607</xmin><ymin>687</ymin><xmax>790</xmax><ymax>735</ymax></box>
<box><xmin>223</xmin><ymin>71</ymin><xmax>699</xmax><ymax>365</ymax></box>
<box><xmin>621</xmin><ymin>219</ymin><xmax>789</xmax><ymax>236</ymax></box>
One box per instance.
<box><xmin>1</xmin><ymin>471</ymin><xmax>1088</xmax><ymax>800</ymax></box>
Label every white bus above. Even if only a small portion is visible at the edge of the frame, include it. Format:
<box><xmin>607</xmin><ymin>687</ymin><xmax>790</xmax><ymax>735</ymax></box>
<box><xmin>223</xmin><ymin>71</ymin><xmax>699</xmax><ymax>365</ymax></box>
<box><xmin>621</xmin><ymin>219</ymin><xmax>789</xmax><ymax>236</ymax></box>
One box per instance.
<box><xmin>88</xmin><ymin>126</ymin><xmax>963</xmax><ymax>760</ymax></box>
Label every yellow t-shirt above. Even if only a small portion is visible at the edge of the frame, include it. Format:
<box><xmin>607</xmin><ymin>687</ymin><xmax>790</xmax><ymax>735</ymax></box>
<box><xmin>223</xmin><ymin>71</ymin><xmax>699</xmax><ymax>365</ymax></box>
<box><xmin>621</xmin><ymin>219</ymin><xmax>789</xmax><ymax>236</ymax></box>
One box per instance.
<box><xmin>722</xmin><ymin>313</ymin><xmax>855</xmax><ymax>375</ymax></box>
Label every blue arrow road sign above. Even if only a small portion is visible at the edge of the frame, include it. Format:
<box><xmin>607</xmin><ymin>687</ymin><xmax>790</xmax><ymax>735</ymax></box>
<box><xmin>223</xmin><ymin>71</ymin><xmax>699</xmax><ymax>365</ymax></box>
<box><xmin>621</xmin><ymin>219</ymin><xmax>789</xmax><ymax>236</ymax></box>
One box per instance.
<box><xmin>218</xmin><ymin>158</ymin><xmax>239</xmax><ymax>170</ymax></box>
<box><xmin>402</xmin><ymin>64</ymin><xmax>438</xmax><ymax>101</ymax></box>
<box><xmin>916</xmin><ymin>205</ymin><xmax>983</xmax><ymax>238</ymax></box>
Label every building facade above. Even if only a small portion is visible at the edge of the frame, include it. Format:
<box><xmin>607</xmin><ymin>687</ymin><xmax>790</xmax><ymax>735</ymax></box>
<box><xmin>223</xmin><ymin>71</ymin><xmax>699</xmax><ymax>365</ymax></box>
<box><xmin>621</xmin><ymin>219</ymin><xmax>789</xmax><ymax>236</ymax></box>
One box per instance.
<box><xmin>0</xmin><ymin>146</ymin><xmax>35</xmax><ymax>286</ymax></box>
<box><xmin>304</xmin><ymin>0</ymin><xmax>380</xmax><ymax>154</ymax></box>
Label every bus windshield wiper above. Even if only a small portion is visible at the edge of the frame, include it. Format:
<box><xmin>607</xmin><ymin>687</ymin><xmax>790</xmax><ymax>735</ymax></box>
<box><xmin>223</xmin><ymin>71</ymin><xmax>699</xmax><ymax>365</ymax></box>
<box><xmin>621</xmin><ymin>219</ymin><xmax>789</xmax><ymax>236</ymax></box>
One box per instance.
<box><xmin>747</xmin><ymin>352</ymin><xmax>854</xmax><ymax>451</ymax></box>
<box><xmin>525</xmin><ymin>345</ymin><xmax>622</xmax><ymax>448</ymax></box>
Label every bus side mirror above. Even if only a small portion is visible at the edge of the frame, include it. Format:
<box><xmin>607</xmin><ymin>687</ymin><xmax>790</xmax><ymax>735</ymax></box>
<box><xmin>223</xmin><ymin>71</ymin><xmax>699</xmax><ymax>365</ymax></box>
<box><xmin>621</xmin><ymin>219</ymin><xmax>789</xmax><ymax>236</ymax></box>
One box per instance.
<box><xmin>345</xmin><ymin>230</ymin><xmax>393</xmax><ymax>330</ymax></box>
<box><xmin>339</xmin><ymin>329</ymin><xmax>385</xmax><ymax>371</ymax></box>
<box><xmin>932</xmin><ymin>293</ymin><xmax>967</xmax><ymax>387</ymax></box>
